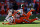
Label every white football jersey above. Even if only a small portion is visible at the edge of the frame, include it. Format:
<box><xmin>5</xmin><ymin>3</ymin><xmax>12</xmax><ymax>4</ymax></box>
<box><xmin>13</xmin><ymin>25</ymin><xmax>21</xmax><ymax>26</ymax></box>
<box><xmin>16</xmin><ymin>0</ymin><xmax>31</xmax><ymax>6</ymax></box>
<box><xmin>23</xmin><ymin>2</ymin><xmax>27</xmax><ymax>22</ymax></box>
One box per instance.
<box><xmin>8</xmin><ymin>9</ymin><xmax>12</xmax><ymax>15</ymax></box>
<box><xmin>17</xmin><ymin>9</ymin><xmax>23</xmax><ymax>15</ymax></box>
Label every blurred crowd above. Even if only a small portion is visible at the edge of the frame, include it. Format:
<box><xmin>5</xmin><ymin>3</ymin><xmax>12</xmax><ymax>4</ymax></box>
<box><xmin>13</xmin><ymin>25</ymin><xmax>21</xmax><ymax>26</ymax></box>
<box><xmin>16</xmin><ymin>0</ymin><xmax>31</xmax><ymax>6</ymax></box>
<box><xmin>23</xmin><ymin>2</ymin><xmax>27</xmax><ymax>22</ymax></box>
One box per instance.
<box><xmin>0</xmin><ymin>0</ymin><xmax>40</xmax><ymax>16</ymax></box>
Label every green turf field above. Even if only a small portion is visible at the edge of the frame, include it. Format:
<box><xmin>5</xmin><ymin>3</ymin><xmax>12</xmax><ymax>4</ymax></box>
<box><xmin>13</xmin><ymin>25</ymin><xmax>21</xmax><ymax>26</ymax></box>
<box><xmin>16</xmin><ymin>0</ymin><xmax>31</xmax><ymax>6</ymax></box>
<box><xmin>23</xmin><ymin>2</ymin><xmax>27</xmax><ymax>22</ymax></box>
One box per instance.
<box><xmin>0</xmin><ymin>20</ymin><xmax>40</xmax><ymax>27</ymax></box>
